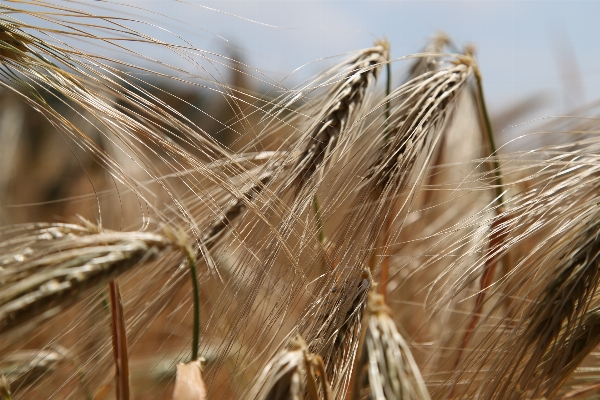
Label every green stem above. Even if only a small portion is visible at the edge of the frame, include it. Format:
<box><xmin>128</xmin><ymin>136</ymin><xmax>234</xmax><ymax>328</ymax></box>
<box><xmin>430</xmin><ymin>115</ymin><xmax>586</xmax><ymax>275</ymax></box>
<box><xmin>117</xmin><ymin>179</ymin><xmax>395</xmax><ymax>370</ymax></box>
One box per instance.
<box><xmin>313</xmin><ymin>194</ymin><xmax>325</xmax><ymax>244</ymax></box>
<box><xmin>0</xmin><ymin>376</ymin><xmax>11</xmax><ymax>400</ymax></box>
<box><xmin>101</xmin><ymin>290</ymin><xmax>110</xmax><ymax>315</ymax></box>
<box><xmin>475</xmin><ymin>73</ymin><xmax>505</xmax><ymax>208</ymax></box>
<box><xmin>187</xmin><ymin>254</ymin><xmax>201</xmax><ymax>362</ymax></box>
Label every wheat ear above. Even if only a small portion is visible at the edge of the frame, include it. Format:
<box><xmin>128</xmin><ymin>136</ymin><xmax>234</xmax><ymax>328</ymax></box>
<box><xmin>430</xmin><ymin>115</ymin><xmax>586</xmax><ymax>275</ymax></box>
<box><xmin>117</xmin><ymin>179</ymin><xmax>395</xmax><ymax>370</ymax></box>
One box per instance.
<box><xmin>294</xmin><ymin>42</ymin><xmax>389</xmax><ymax>188</ymax></box>
<box><xmin>294</xmin><ymin>268</ymin><xmax>371</xmax><ymax>398</ymax></box>
<box><xmin>476</xmin><ymin>210</ymin><xmax>600</xmax><ymax>398</ymax></box>
<box><xmin>0</xmin><ymin>224</ymin><xmax>171</xmax><ymax>335</ymax></box>
<box><xmin>352</xmin><ymin>291</ymin><xmax>430</xmax><ymax>400</ymax></box>
<box><xmin>252</xmin><ymin>336</ymin><xmax>333</xmax><ymax>400</ymax></box>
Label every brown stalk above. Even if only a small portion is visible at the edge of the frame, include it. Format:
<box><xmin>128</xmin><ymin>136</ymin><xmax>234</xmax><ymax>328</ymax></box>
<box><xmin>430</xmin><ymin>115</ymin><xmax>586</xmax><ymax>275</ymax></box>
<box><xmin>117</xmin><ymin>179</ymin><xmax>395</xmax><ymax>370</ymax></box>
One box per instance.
<box><xmin>379</xmin><ymin>215</ymin><xmax>391</xmax><ymax>302</ymax></box>
<box><xmin>560</xmin><ymin>381</ymin><xmax>600</xmax><ymax>399</ymax></box>
<box><xmin>109</xmin><ymin>280</ymin><xmax>129</xmax><ymax>400</ymax></box>
<box><xmin>453</xmin><ymin>215</ymin><xmax>509</xmax><ymax>371</ymax></box>
<box><xmin>379</xmin><ymin>41</ymin><xmax>392</xmax><ymax>301</ymax></box>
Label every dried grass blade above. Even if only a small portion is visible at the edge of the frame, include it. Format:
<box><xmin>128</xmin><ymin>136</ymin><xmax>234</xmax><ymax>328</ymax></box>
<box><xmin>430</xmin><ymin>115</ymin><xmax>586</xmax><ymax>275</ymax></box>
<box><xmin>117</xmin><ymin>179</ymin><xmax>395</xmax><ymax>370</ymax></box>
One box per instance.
<box><xmin>173</xmin><ymin>360</ymin><xmax>207</xmax><ymax>400</ymax></box>
<box><xmin>109</xmin><ymin>280</ymin><xmax>129</xmax><ymax>400</ymax></box>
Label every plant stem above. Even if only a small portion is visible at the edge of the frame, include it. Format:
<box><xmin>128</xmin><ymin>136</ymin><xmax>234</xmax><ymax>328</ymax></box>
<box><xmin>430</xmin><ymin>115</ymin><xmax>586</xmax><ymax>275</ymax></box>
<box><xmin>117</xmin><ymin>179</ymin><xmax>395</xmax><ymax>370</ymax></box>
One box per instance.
<box><xmin>313</xmin><ymin>194</ymin><xmax>325</xmax><ymax>244</ymax></box>
<box><xmin>109</xmin><ymin>280</ymin><xmax>130</xmax><ymax>400</ymax></box>
<box><xmin>380</xmin><ymin>51</ymin><xmax>392</xmax><ymax>299</ymax></box>
<box><xmin>380</xmin><ymin>216</ymin><xmax>391</xmax><ymax>301</ymax></box>
<box><xmin>475</xmin><ymin>73</ymin><xmax>504</xmax><ymax>208</ymax></box>
<box><xmin>453</xmin><ymin>67</ymin><xmax>510</xmax><ymax>384</ymax></box>
<box><xmin>187</xmin><ymin>253</ymin><xmax>201</xmax><ymax>362</ymax></box>
<box><xmin>385</xmin><ymin>62</ymin><xmax>391</xmax><ymax>119</ymax></box>
<box><xmin>384</xmin><ymin>60</ymin><xmax>392</xmax><ymax>141</ymax></box>
<box><xmin>0</xmin><ymin>374</ymin><xmax>12</xmax><ymax>400</ymax></box>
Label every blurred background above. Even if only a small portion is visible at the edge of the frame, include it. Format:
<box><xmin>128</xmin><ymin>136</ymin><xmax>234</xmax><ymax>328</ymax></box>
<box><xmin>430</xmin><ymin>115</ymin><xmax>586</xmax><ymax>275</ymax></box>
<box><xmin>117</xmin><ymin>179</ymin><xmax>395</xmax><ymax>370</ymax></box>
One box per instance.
<box><xmin>4</xmin><ymin>0</ymin><xmax>599</xmax><ymax>223</ymax></box>
<box><xmin>3</xmin><ymin>0</ymin><xmax>600</xmax><ymax>226</ymax></box>
<box><xmin>112</xmin><ymin>1</ymin><xmax>600</xmax><ymax>113</ymax></box>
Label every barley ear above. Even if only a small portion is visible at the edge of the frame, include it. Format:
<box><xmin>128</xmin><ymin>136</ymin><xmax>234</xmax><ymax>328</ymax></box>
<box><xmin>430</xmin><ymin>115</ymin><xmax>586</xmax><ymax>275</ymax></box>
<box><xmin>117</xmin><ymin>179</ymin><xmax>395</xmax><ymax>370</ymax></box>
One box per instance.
<box><xmin>253</xmin><ymin>335</ymin><xmax>332</xmax><ymax>400</ymax></box>
<box><xmin>352</xmin><ymin>291</ymin><xmax>430</xmax><ymax>400</ymax></box>
<box><xmin>295</xmin><ymin>43</ymin><xmax>388</xmax><ymax>188</ymax></box>
<box><xmin>0</xmin><ymin>225</ymin><xmax>171</xmax><ymax>335</ymax></box>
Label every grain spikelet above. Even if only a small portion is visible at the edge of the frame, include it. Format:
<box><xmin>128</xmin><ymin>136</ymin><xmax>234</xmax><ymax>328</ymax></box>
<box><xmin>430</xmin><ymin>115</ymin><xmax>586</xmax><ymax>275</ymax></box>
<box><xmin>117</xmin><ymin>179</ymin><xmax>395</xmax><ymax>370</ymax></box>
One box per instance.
<box><xmin>0</xmin><ymin>223</ymin><xmax>172</xmax><ymax>334</ymax></box>
<box><xmin>295</xmin><ymin>43</ymin><xmax>388</xmax><ymax>188</ymax></box>
<box><xmin>0</xmin><ymin>347</ymin><xmax>77</xmax><ymax>391</ymax></box>
<box><xmin>473</xmin><ymin>209</ymin><xmax>600</xmax><ymax>399</ymax></box>
<box><xmin>324</xmin><ymin>57</ymin><xmax>473</xmax><ymax>287</ymax></box>
<box><xmin>408</xmin><ymin>32</ymin><xmax>451</xmax><ymax>79</ymax></box>
<box><xmin>297</xmin><ymin>268</ymin><xmax>370</xmax><ymax>398</ymax></box>
<box><xmin>252</xmin><ymin>336</ymin><xmax>332</xmax><ymax>400</ymax></box>
<box><xmin>0</xmin><ymin>23</ymin><xmax>29</xmax><ymax>62</ymax></box>
<box><xmin>518</xmin><ymin>219</ymin><xmax>600</xmax><ymax>397</ymax></box>
<box><xmin>368</xmin><ymin>59</ymin><xmax>472</xmax><ymax>196</ymax></box>
<box><xmin>352</xmin><ymin>291</ymin><xmax>430</xmax><ymax>400</ymax></box>
<box><xmin>201</xmin><ymin>170</ymin><xmax>275</xmax><ymax>247</ymax></box>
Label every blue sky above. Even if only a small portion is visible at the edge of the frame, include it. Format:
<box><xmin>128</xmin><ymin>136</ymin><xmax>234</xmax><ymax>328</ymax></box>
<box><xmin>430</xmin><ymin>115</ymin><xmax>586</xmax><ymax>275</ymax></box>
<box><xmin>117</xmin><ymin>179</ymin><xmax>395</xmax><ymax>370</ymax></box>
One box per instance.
<box><xmin>97</xmin><ymin>1</ymin><xmax>600</xmax><ymax>116</ymax></box>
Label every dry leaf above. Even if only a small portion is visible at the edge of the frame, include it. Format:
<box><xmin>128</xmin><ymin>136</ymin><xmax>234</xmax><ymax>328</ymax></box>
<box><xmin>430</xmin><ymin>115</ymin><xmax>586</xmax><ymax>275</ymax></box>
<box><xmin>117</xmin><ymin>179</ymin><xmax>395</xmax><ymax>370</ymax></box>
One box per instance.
<box><xmin>173</xmin><ymin>360</ymin><xmax>207</xmax><ymax>400</ymax></box>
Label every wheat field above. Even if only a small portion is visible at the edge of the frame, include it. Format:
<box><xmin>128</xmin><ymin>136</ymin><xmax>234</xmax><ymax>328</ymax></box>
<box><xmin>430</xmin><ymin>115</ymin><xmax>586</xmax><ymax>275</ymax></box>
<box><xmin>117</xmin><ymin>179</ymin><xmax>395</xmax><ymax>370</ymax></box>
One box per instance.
<box><xmin>1</xmin><ymin>2</ymin><xmax>599</xmax><ymax>399</ymax></box>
